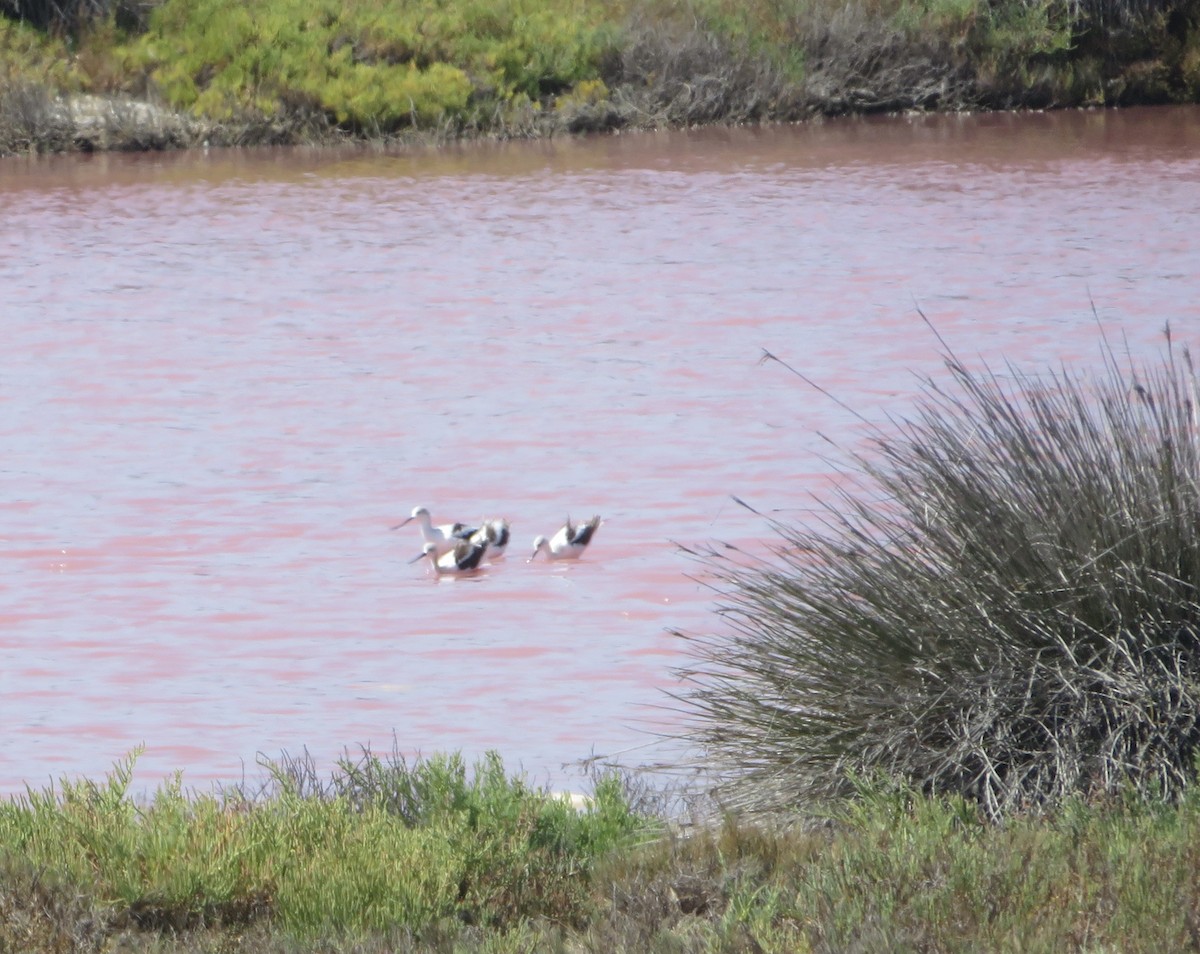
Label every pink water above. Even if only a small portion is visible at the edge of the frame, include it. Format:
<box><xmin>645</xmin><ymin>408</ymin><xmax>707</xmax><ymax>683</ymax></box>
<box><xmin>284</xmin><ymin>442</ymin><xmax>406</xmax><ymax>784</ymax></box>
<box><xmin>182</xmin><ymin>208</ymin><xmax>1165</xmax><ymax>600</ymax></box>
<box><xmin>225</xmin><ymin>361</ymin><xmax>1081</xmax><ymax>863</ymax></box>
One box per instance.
<box><xmin>1</xmin><ymin>106</ymin><xmax>1198</xmax><ymax>797</ymax></box>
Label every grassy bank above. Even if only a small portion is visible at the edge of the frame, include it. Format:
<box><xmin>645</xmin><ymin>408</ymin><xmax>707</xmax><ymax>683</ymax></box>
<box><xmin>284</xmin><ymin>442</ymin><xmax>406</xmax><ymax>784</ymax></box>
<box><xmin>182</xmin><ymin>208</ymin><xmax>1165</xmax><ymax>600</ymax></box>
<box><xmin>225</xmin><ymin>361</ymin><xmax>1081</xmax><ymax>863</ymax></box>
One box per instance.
<box><xmin>1</xmin><ymin>0</ymin><xmax>1199</xmax><ymax>154</ymax></box>
<box><xmin>0</xmin><ymin>747</ymin><xmax>648</xmax><ymax>951</ymax></box>
<box><xmin>6</xmin><ymin>749</ymin><xmax>1200</xmax><ymax>951</ymax></box>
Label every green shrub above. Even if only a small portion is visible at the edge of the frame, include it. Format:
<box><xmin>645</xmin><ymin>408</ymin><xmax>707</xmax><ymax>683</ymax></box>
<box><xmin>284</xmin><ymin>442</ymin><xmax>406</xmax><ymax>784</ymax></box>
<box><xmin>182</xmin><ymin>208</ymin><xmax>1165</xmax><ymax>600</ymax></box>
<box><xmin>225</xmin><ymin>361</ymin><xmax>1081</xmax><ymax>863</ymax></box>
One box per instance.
<box><xmin>0</xmin><ymin>17</ymin><xmax>85</xmax><ymax>87</ymax></box>
<box><xmin>0</xmin><ymin>746</ymin><xmax>644</xmax><ymax>937</ymax></box>
<box><xmin>118</xmin><ymin>0</ymin><xmax>619</xmax><ymax>129</ymax></box>
<box><xmin>978</xmin><ymin>0</ymin><xmax>1074</xmax><ymax>60</ymax></box>
<box><xmin>678</xmin><ymin>328</ymin><xmax>1200</xmax><ymax>820</ymax></box>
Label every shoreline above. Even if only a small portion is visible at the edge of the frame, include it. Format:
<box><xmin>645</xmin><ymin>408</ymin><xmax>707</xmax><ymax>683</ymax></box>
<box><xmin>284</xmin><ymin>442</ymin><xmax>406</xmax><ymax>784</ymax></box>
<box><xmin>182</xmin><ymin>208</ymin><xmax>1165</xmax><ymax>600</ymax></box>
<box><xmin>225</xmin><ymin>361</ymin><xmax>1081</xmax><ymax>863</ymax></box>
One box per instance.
<box><xmin>2</xmin><ymin>0</ymin><xmax>1198</xmax><ymax>159</ymax></box>
<box><xmin>3</xmin><ymin>88</ymin><xmax>1194</xmax><ymax>160</ymax></box>
<box><xmin>4</xmin><ymin>1</ymin><xmax>1199</xmax><ymax>161</ymax></box>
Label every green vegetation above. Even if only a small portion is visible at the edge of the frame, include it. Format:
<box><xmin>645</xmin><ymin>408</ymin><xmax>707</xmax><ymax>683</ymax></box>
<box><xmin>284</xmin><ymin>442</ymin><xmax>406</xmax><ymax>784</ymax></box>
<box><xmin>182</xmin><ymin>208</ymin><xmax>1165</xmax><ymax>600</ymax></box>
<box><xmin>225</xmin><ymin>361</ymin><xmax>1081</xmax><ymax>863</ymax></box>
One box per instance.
<box><xmin>3</xmin><ymin>3</ymin><xmax>1199</xmax><ymax>952</ymax></box>
<box><xmin>0</xmin><ymin>745</ymin><xmax>647</xmax><ymax>948</ymax></box>
<box><xmin>1</xmin><ymin>0</ymin><xmax>1198</xmax><ymax>153</ymax></box>
<box><xmin>120</xmin><ymin>0</ymin><xmax>619</xmax><ymax>129</ymax></box>
<box><xmin>593</xmin><ymin>776</ymin><xmax>1200</xmax><ymax>952</ymax></box>
<box><xmin>8</xmin><ymin>753</ymin><xmax>1200</xmax><ymax>950</ymax></box>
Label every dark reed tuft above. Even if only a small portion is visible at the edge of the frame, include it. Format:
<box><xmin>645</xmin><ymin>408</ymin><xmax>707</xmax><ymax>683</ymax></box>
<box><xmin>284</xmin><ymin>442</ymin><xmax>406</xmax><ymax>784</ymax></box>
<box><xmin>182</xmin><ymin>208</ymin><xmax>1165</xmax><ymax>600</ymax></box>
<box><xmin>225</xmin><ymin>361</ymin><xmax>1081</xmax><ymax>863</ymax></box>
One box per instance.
<box><xmin>677</xmin><ymin>325</ymin><xmax>1200</xmax><ymax>820</ymax></box>
<box><xmin>0</xmin><ymin>0</ymin><xmax>160</xmax><ymax>33</ymax></box>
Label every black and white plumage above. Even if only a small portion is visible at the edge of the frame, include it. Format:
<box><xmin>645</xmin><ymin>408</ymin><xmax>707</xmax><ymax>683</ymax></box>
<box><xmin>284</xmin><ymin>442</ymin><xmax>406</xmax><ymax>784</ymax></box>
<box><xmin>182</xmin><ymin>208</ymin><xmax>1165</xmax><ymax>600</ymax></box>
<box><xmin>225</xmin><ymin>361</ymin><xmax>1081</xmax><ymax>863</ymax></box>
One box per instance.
<box><xmin>529</xmin><ymin>515</ymin><xmax>602</xmax><ymax>561</ymax></box>
<box><xmin>410</xmin><ymin>539</ymin><xmax>489</xmax><ymax>576</ymax></box>
<box><xmin>470</xmin><ymin>518</ymin><xmax>511</xmax><ymax>560</ymax></box>
<box><xmin>392</xmin><ymin>506</ymin><xmax>477</xmax><ymax>557</ymax></box>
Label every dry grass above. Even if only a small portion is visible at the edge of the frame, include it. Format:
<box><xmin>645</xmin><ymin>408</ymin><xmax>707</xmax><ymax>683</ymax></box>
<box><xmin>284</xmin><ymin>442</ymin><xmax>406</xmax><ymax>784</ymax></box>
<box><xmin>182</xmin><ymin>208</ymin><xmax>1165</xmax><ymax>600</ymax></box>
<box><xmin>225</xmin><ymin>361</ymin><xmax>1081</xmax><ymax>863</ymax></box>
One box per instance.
<box><xmin>797</xmin><ymin>2</ymin><xmax>977</xmax><ymax>113</ymax></box>
<box><xmin>0</xmin><ymin>83</ymin><xmax>206</xmax><ymax>153</ymax></box>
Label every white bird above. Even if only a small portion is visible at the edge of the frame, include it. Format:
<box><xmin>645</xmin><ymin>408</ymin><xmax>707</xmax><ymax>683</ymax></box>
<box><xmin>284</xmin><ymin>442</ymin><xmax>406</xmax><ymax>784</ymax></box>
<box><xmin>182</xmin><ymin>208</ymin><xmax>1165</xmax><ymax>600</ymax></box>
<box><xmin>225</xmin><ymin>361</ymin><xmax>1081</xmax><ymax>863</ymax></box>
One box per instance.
<box><xmin>529</xmin><ymin>515</ymin><xmax>602</xmax><ymax>562</ymax></box>
<box><xmin>470</xmin><ymin>518</ymin><xmax>511</xmax><ymax>560</ymax></box>
<box><xmin>392</xmin><ymin>506</ymin><xmax>477</xmax><ymax>557</ymax></box>
<box><xmin>410</xmin><ymin>539</ymin><xmax>489</xmax><ymax>576</ymax></box>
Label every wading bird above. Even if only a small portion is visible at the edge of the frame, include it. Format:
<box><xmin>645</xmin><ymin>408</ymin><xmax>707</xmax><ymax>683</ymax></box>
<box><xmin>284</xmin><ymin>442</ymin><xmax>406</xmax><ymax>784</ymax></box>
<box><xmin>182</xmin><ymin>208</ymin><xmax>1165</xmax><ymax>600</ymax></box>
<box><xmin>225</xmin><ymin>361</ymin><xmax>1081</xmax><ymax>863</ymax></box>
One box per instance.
<box><xmin>410</xmin><ymin>539</ymin><xmax>489</xmax><ymax>576</ymax></box>
<box><xmin>529</xmin><ymin>515</ymin><xmax>602</xmax><ymax>562</ymax></box>
<box><xmin>392</xmin><ymin>506</ymin><xmax>477</xmax><ymax>557</ymax></box>
<box><xmin>470</xmin><ymin>518</ymin><xmax>511</xmax><ymax>560</ymax></box>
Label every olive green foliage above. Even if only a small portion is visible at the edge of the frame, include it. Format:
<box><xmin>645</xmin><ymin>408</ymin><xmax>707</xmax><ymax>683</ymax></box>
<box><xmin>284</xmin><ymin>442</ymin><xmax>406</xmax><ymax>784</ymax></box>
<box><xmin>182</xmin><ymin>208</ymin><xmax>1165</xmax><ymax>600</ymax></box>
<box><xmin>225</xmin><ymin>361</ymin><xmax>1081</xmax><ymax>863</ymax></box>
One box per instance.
<box><xmin>120</xmin><ymin>0</ymin><xmax>621</xmax><ymax>129</ymax></box>
<box><xmin>0</xmin><ymin>747</ymin><xmax>643</xmax><ymax>939</ymax></box>
<box><xmin>982</xmin><ymin>0</ymin><xmax>1074</xmax><ymax>58</ymax></box>
<box><xmin>591</xmin><ymin>776</ymin><xmax>1200</xmax><ymax>952</ymax></box>
<box><xmin>679</xmin><ymin>332</ymin><xmax>1200</xmax><ymax>821</ymax></box>
<box><xmin>0</xmin><ymin>16</ymin><xmax>84</xmax><ymax>87</ymax></box>
<box><xmin>795</xmin><ymin>776</ymin><xmax>1200</xmax><ymax>951</ymax></box>
<box><xmin>10</xmin><ymin>762</ymin><xmax>1200</xmax><ymax>951</ymax></box>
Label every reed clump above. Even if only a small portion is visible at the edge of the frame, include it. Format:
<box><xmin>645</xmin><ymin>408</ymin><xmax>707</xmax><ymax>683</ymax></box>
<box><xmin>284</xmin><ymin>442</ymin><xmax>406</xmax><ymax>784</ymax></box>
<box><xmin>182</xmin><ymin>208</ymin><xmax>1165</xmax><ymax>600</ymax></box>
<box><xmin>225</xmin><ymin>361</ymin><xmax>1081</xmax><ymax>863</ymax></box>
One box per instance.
<box><xmin>678</xmin><ymin>329</ymin><xmax>1200</xmax><ymax>821</ymax></box>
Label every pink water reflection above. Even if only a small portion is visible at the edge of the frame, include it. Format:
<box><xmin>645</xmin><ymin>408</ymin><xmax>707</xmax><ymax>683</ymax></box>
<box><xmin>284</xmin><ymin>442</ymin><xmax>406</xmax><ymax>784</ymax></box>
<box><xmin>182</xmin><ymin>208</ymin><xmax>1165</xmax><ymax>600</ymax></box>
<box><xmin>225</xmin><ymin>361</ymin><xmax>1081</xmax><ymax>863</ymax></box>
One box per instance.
<box><xmin>1</xmin><ymin>106</ymin><xmax>1198</xmax><ymax>796</ymax></box>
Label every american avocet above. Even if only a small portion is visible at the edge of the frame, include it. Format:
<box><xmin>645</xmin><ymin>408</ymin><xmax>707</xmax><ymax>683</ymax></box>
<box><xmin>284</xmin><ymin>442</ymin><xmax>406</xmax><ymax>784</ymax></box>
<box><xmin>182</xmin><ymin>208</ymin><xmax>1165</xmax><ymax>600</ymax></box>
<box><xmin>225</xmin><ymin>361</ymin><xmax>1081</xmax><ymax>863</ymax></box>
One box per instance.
<box><xmin>410</xmin><ymin>539</ymin><xmax>489</xmax><ymax>576</ymax></box>
<box><xmin>392</xmin><ymin>506</ymin><xmax>478</xmax><ymax>557</ymax></box>
<box><xmin>529</xmin><ymin>515</ymin><xmax>602</xmax><ymax>562</ymax></box>
<box><xmin>470</xmin><ymin>518</ymin><xmax>511</xmax><ymax>560</ymax></box>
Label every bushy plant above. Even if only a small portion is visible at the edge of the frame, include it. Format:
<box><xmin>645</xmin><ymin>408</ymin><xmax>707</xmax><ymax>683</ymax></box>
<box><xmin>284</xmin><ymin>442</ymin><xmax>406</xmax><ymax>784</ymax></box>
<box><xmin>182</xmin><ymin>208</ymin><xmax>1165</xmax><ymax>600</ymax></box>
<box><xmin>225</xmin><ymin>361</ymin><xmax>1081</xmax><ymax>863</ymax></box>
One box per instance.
<box><xmin>0</xmin><ymin>746</ymin><xmax>643</xmax><ymax>937</ymax></box>
<box><xmin>118</xmin><ymin>0</ymin><xmax>619</xmax><ymax>130</ymax></box>
<box><xmin>0</xmin><ymin>17</ymin><xmax>84</xmax><ymax>86</ymax></box>
<box><xmin>678</xmin><ymin>327</ymin><xmax>1200</xmax><ymax>820</ymax></box>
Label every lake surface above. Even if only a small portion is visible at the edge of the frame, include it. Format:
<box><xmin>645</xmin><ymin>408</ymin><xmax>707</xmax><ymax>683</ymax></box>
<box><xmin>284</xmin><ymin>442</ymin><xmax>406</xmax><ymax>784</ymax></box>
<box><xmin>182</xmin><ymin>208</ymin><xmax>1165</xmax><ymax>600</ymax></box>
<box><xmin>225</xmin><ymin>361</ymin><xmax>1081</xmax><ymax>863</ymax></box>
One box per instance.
<box><xmin>1</xmin><ymin>105</ymin><xmax>1197</xmax><ymax>798</ymax></box>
